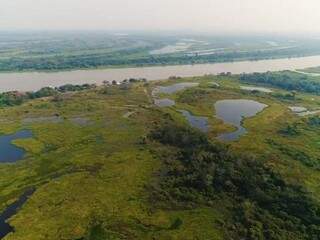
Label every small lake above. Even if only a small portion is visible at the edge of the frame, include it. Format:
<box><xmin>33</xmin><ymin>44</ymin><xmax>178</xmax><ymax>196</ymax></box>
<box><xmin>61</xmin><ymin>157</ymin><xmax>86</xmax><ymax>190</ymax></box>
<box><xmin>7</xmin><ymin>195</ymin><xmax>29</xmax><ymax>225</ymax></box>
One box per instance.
<box><xmin>289</xmin><ymin>106</ymin><xmax>308</xmax><ymax>113</ymax></box>
<box><xmin>215</xmin><ymin>99</ymin><xmax>267</xmax><ymax>141</ymax></box>
<box><xmin>240</xmin><ymin>86</ymin><xmax>273</xmax><ymax>93</ymax></box>
<box><xmin>150</xmin><ymin>42</ymin><xmax>192</xmax><ymax>55</ymax></box>
<box><xmin>211</xmin><ymin>82</ymin><xmax>220</xmax><ymax>87</ymax></box>
<box><xmin>0</xmin><ymin>189</ymin><xmax>35</xmax><ymax>239</ymax></box>
<box><xmin>288</xmin><ymin>106</ymin><xmax>320</xmax><ymax>116</ymax></box>
<box><xmin>152</xmin><ymin>83</ymin><xmax>197</xmax><ymax>108</ymax></box>
<box><xmin>0</xmin><ymin>130</ymin><xmax>33</xmax><ymax>163</ymax></box>
<box><xmin>298</xmin><ymin>110</ymin><xmax>320</xmax><ymax>117</ymax></box>
<box><xmin>179</xmin><ymin>110</ymin><xmax>209</xmax><ymax>133</ymax></box>
<box><xmin>152</xmin><ymin>82</ymin><xmax>199</xmax><ymax>95</ymax></box>
<box><xmin>154</xmin><ymin>98</ymin><xmax>175</xmax><ymax>107</ymax></box>
<box><xmin>70</xmin><ymin>117</ymin><xmax>91</xmax><ymax>126</ymax></box>
<box><xmin>22</xmin><ymin>116</ymin><xmax>63</xmax><ymax>124</ymax></box>
<box><xmin>2</xmin><ymin>55</ymin><xmax>320</xmax><ymax>92</ymax></box>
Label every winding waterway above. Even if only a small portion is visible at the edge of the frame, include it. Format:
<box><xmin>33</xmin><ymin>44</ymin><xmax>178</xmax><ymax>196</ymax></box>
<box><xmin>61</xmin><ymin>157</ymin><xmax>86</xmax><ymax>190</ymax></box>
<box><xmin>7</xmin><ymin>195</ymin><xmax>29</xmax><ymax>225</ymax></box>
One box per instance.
<box><xmin>1</xmin><ymin>55</ymin><xmax>320</xmax><ymax>92</ymax></box>
<box><xmin>215</xmin><ymin>99</ymin><xmax>267</xmax><ymax>141</ymax></box>
<box><xmin>0</xmin><ymin>189</ymin><xmax>35</xmax><ymax>239</ymax></box>
<box><xmin>0</xmin><ymin>130</ymin><xmax>33</xmax><ymax>163</ymax></box>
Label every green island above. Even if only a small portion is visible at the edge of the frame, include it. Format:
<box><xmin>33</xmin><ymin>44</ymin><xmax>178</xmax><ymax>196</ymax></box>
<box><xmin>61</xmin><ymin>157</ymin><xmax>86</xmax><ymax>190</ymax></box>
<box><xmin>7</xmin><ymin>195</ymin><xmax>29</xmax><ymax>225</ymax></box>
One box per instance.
<box><xmin>2</xmin><ymin>32</ymin><xmax>320</xmax><ymax>72</ymax></box>
<box><xmin>1</xmin><ymin>70</ymin><xmax>320</xmax><ymax>239</ymax></box>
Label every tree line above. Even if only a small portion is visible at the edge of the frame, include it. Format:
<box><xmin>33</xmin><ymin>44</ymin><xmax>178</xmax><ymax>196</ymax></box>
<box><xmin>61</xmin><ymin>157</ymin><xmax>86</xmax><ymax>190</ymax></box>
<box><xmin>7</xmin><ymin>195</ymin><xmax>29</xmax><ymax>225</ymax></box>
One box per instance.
<box><xmin>240</xmin><ymin>71</ymin><xmax>320</xmax><ymax>95</ymax></box>
<box><xmin>0</xmin><ymin>84</ymin><xmax>96</xmax><ymax>107</ymax></box>
<box><xmin>148</xmin><ymin>120</ymin><xmax>320</xmax><ymax>239</ymax></box>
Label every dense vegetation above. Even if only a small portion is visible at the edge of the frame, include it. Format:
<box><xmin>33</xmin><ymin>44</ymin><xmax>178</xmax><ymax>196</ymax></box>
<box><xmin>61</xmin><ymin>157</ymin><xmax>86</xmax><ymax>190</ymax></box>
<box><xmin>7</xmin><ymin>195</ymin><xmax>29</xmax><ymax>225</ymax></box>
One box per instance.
<box><xmin>2</xmin><ymin>32</ymin><xmax>320</xmax><ymax>71</ymax></box>
<box><xmin>1</xmin><ymin>73</ymin><xmax>320</xmax><ymax>239</ymax></box>
<box><xmin>2</xmin><ymin>47</ymin><xmax>320</xmax><ymax>72</ymax></box>
<box><xmin>0</xmin><ymin>84</ymin><xmax>96</xmax><ymax>107</ymax></box>
<box><xmin>240</xmin><ymin>71</ymin><xmax>320</xmax><ymax>94</ymax></box>
<box><xmin>149</xmin><ymin>122</ymin><xmax>320</xmax><ymax>239</ymax></box>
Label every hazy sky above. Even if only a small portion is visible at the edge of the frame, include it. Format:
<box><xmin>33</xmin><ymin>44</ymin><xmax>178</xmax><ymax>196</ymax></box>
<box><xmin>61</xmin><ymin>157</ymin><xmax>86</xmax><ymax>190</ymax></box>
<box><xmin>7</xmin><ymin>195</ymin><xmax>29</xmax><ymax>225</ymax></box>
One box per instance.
<box><xmin>1</xmin><ymin>0</ymin><xmax>320</xmax><ymax>33</ymax></box>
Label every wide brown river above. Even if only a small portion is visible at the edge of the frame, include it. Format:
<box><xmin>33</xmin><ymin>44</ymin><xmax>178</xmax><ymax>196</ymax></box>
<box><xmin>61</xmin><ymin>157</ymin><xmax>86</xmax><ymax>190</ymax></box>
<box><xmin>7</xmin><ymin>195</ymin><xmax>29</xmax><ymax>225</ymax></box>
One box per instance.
<box><xmin>1</xmin><ymin>55</ymin><xmax>320</xmax><ymax>92</ymax></box>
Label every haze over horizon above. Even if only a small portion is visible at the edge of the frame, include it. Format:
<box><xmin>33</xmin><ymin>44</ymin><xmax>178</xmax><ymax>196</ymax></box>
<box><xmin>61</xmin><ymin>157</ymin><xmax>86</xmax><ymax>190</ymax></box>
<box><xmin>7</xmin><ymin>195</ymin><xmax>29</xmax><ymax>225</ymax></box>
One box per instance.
<box><xmin>1</xmin><ymin>0</ymin><xmax>320</xmax><ymax>35</ymax></box>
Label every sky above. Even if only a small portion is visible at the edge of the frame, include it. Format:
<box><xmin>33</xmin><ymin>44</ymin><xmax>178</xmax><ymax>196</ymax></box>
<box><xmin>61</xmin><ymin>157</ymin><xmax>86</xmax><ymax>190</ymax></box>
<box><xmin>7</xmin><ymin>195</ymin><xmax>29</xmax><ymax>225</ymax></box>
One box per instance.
<box><xmin>1</xmin><ymin>0</ymin><xmax>320</xmax><ymax>34</ymax></box>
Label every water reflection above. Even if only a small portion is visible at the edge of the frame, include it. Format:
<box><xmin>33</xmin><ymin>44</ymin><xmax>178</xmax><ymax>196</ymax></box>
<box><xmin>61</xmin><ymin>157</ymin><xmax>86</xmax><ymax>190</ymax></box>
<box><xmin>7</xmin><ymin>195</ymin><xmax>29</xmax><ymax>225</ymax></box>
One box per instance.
<box><xmin>215</xmin><ymin>99</ymin><xmax>267</xmax><ymax>141</ymax></box>
<box><xmin>2</xmin><ymin>55</ymin><xmax>320</xmax><ymax>92</ymax></box>
<box><xmin>240</xmin><ymin>86</ymin><xmax>272</xmax><ymax>93</ymax></box>
<box><xmin>179</xmin><ymin>110</ymin><xmax>208</xmax><ymax>133</ymax></box>
<box><xmin>0</xmin><ymin>189</ymin><xmax>35</xmax><ymax>239</ymax></box>
<box><xmin>154</xmin><ymin>99</ymin><xmax>175</xmax><ymax>107</ymax></box>
<box><xmin>152</xmin><ymin>82</ymin><xmax>199</xmax><ymax>95</ymax></box>
<box><xmin>0</xmin><ymin>130</ymin><xmax>33</xmax><ymax>163</ymax></box>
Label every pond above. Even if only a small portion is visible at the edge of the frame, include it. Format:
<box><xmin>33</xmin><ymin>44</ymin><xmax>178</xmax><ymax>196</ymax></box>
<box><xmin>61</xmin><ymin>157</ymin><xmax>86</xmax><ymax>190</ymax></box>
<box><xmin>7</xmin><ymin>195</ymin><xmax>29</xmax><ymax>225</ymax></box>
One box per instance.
<box><xmin>0</xmin><ymin>130</ymin><xmax>33</xmax><ymax>163</ymax></box>
<box><xmin>152</xmin><ymin>83</ymin><xmax>197</xmax><ymax>108</ymax></box>
<box><xmin>298</xmin><ymin>110</ymin><xmax>320</xmax><ymax>117</ymax></box>
<box><xmin>149</xmin><ymin>42</ymin><xmax>192</xmax><ymax>55</ymax></box>
<box><xmin>154</xmin><ymin>98</ymin><xmax>175</xmax><ymax>107</ymax></box>
<box><xmin>70</xmin><ymin>117</ymin><xmax>91</xmax><ymax>126</ymax></box>
<box><xmin>0</xmin><ymin>189</ymin><xmax>35</xmax><ymax>239</ymax></box>
<box><xmin>214</xmin><ymin>99</ymin><xmax>267</xmax><ymax>141</ymax></box>
<box><xmin>288</xmin><ymin>106</ymin><xmax>320</xmax><ymax>116</ymax></box>
<box><xmin>240</xmin><ymin>86</ymin><xmax>273</xmax><ymax>93</ymax></box>
<box><xmin>211</xmin><ymin>82</ymin><xmax>220</xmax><ymax>87</ymax></box>
<box><xmin>22</xmin><ymin>116</ymin><xmax>63</xmax><ymax>124</ymax></box>
<box><xmin>179</xmin><ymin>110</ymin><xmax>209</xmax><ymax>133</ymax></box>
<box><xmin>152</xmin><ymin>82</ymin><xmax>199</xmax><ymax>95</ymax></box>
<box><xmin>289</xmin><ymin>106</ymin><xmax>308</xmax><ymax>113</ymax></box>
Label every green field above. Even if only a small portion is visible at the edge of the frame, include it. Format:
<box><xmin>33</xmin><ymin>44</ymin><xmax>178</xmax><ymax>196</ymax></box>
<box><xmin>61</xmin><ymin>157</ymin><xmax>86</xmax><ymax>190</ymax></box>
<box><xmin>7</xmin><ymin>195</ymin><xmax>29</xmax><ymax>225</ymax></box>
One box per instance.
<box><xmin>1</xmin><ymin>71</ymin><xmax>320</xmax><ymax>239</ymax></box>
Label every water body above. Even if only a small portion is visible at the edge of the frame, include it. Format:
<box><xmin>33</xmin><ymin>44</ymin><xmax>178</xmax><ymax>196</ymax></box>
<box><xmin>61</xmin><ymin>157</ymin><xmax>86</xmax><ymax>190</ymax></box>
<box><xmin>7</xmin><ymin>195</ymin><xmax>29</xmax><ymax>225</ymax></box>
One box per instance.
<box><xmin>152</xmin><ymin>83</ymin><xmax>198</xmax><ymax>108</ymax></box>
<box><xmin>0</xmin><ymin>130</ymin><xmax>33</xmax><ymax>163</ymax></box>
<box><xmin>211</xmin><ymin>82</ymin><xmax>220</xmax><ymax>87</ymax></box>
<box><xmin>179</xmin><ymin>110</ymin><xmax>209</xmax><ymax>133</ymax></box>
<box><xmin>0</xmin><ymin>189</ymin><xmax>35</xmax><ymax>239</ymax></box>
<box><xmin>70</xmin><ymin>117</ymin><xmax>91</xmax><ymax>126</ymax></box>
<box><xmin>1</xmin><ymin>55</ymin><xmax>320</xmax><ymax>92</ymax></box>
<box><xmin>153</xmin><ymin>82</ymin><xmax>199</xmax><ymax>95</ymax></box>
<box><xmin>154</xmin><ymin>98</ymin><xmax>175</xmax><ymax>107</ymax></box>
<box><xmin>288</xmin><ymin>106</ymin><xmax>320</xmax><ymax>116</ymax></box>
<box><xmin>215</xmin><ymin>99</ymin><xmax>267</xmax><ymax>141</ymax></box>
<box><xmin>240</xmin><ymin>86</ymin><xmax>273</xmax><ymax>93</ymax></box>
<box><xmin>289</xmin><ymin>106</ymin><xmax>308</xmax><ymax>113</ymax></box>
<box><xmin>297</xmin><ymin>110</ymin><xmax>320</xmax><ymax>117</ymax></box>
<box><xmin>150</xmin><ymin>42</ymin><xmax>192</xmax><ymax>55</ymax></box>
<box><xmin>22</xmin><ymin>116</ymin><xmax>63</xmax><ymax>124</ymax></box>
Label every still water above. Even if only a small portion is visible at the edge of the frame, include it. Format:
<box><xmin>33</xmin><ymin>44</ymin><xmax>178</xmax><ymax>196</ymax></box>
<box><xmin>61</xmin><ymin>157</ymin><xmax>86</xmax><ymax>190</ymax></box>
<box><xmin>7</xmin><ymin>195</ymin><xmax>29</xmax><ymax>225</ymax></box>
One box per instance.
<box><xmin>0</xmin><ymin>189</ymin><xmax>35</xmax><ymax>239</ymax></box>
<box><xmin>154</xmin><ymin>98</ymin><xmax>175</xmax><ymax>107</ymax></box>
<box><xmin>240</xmin><ymin>86</ymin><xmax>273</xmax><ymax>93</ymax></box>
<box><xmin>215</xmin><ymin>99</ymin><xmax>267</xmax><ymax>141</ymax></box>
<box><xmin>1</xmin><ymin>55</ymin><xmax>320</xmax><ymax>92</ymax></box>
<box><xmin>0</xmin><ymin>130</ymin><xmax>33</xmax><ymax>163</ymax></box>
<box><xmin>179</xmin><ymin>110</ymin><xmax>209</xmax><ymax>133</ymax></box>
<box><xmin>152</xmin><ymin>82</ymin><xmax>199</xmax><ymax>95</ymax></box>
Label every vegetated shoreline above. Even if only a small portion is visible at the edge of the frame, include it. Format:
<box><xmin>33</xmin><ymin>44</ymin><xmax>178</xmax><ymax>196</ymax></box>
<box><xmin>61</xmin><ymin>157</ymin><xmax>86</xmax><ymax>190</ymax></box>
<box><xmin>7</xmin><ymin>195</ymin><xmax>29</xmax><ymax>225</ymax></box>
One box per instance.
<box><xmin>0</xmin><ymin>52</ymin><xmax>318</xmax><ymax>74</ymax></box>
<box><xmin>0</xmin><ymin>73</ymin><xmax>320</xmax><ymax>238</ymax></box>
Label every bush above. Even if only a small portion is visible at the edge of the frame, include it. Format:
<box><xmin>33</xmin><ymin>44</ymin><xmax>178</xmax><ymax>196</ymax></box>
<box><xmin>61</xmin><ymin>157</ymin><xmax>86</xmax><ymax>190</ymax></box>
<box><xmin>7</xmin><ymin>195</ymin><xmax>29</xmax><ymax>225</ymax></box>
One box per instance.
<box><xmin>240</xmin><ymin>72</ymin><xmax>320</xmax><ymax>95</ymax></box>
<box><xmin>149</xmin><ymin>122</ymin><xmax>320</xmax><ymax>239</ymax></box>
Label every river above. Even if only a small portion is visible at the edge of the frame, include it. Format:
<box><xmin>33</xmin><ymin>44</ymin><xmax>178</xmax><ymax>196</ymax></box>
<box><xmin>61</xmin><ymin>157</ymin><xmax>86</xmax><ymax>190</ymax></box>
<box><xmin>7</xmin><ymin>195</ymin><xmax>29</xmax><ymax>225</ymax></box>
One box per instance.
<box><xmin>1</xmin><ymin>55</ymin><xmax>320</xmax><ymax>92</ymax></box>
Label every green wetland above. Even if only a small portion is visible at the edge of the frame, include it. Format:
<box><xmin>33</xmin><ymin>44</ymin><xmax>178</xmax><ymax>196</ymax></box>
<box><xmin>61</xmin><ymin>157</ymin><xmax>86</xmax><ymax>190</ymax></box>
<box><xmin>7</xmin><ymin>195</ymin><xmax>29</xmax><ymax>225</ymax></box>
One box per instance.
<box><xmin>1</xmin><ymin>69</ymin><xmax>320</xmax><ymax>239</ymax></box>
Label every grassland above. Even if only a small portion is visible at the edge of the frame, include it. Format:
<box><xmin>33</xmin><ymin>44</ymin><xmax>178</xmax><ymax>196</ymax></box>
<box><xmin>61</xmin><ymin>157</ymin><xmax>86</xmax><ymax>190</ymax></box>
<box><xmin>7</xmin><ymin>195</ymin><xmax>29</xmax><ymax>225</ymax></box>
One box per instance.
<box><xmin>1</xmin><ymin>72</ymin><xmax>320</xmax><ymax>239</ymax></box>
<box><xmin>157</xmin><ymin>75</ymin><xmax>320</xmax><ymax>190</ymax></box>
<box><xmin>0</xmin><ymin>82</ymin><xmax>226</xmax><ymax>240</ymax></box>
